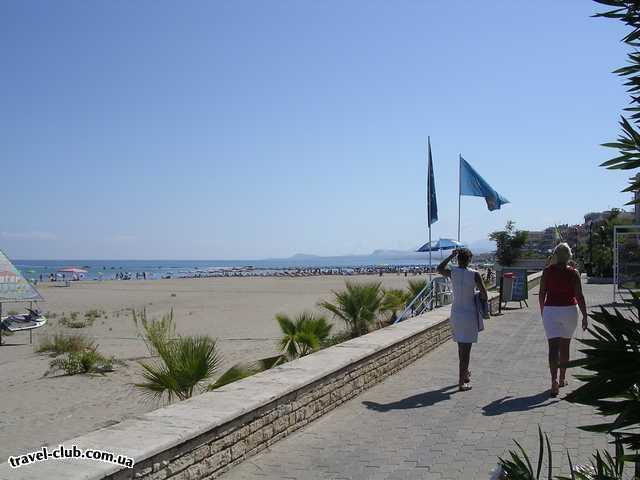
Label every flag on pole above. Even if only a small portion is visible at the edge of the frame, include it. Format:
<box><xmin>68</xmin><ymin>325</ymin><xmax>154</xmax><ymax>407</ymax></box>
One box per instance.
<box><xmin>427</xmin><ymin>138</ymin><xmax>438</xmax><ymax>226</ymax></box>
<box><xmin>459</xmin><ymin>156</ymin><xmax>509</xmax><ymax>211</ymax></box>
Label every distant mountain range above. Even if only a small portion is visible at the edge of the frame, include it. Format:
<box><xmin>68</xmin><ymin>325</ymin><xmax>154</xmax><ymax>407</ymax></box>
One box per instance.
<box><xmin>289</xmin><ymin>239</ymin><xmax>495</xmax><ymax>261</ymax></box>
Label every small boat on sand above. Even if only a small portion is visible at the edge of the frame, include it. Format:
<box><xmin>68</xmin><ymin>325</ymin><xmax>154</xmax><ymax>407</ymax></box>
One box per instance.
<box><xmin>1</xmin><ymin>308</ymin><xmax>47</xmax><ymax>332</ymax></box>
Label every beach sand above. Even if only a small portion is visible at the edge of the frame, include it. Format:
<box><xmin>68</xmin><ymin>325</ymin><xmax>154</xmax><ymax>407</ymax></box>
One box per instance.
<box><xmin>0</xmin><ymin>273</ymin><xmax>424</xmax><ymax>460</ymax></box>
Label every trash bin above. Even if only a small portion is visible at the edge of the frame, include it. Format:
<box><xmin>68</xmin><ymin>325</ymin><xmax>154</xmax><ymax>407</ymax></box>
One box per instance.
<box><xmin>502</xmin><ymin>272</ymin><xmax>515</xmax><ymax>302</ymax></box>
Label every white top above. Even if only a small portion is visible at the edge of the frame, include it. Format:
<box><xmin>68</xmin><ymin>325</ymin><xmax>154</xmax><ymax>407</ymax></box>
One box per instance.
<box><xmin>450</xmin><ymin>267</ymin><xmax>479</xmax><ymax>343</ymax></box>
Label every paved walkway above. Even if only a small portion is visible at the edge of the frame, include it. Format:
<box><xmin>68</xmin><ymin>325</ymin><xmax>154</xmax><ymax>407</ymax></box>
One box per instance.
<box><xmin>223</xmin><ymin>285</ymin><xmax>612</xmax><ymax>480</ymax></box>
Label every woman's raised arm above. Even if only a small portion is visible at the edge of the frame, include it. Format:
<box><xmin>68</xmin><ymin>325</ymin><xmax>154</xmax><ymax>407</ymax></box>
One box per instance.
<box><xmin>437</xmin><ymin>250</ymin><xmax>457</xmax><ymax>279</ymax></box>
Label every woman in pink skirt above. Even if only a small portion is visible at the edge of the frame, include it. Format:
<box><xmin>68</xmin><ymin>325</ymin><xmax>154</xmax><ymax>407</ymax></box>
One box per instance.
<box><xmin>538</xmin><ymin>243</ymin><xmax>588</xmax><ymax>397</ymax></box>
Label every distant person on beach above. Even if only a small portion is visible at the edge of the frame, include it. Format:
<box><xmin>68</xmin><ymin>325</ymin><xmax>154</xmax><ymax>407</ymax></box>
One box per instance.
<box><xmin>437</xmin><ymin>248</ymin><xmax>488</xmax><ymax>391</ymax></box>
<box><xmin>539</xmin><ymin>243</ymin><xmax>588</xmax><ymax>397</ymax></box>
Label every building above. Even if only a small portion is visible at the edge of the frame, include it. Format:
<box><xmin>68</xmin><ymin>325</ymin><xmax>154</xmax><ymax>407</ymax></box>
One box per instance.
<box><xmin>523</xmin><ymin>225</ymin><xmax>581</xmax><ymax>254</ymax></box>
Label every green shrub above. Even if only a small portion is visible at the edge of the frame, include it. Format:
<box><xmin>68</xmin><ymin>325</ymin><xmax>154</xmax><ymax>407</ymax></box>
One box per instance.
<box><xmin>36</xmin><ymin>333</ymin><xmax>96</xmax><ymax>356</ymax></box>
<box><xmin>46</xmin><ymin>350</ymin><xmax>116</xmax><ymax>376</ymax></box>
<box><xmin>60</xmin><ymin>311</ymin><xmax>95</xmax><ymax>328</ymax></box>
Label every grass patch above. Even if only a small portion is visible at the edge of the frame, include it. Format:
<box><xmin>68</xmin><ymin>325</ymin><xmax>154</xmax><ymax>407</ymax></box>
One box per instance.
<box><xmin>46</xmin><ymin>350</ymin><xmax>119</xmax><ymax>376</ymax></box>
<box><xmin>59</xmin><ymin>311</ymin><xmax>95</xmax><ymax>329</ymax></box>
<box><xmin>36</xmin><ymin>333</ymin><xmax>96</xmax><ymax>356</ymax></box>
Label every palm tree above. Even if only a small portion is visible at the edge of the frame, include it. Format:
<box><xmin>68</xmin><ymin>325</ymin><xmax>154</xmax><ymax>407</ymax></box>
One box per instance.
<box><xmin>564</xmin><ymin>291</ymin><xmax>640</xmax><ymax>455</ymax></box>
<box><xmin>207</xmin><ymin>354</ymin><xmax>284</xmax><ymax>390</ymax></box>
<box><xmin>133</xmin><ymin>308</ymin><xmax>222</xmax><ymax>402</ymax></box>
<box><xmin>319</xmin><ymin>281</ymin><xmax>384</xmax><ymax>337</ymax></box>
<box><xmin>407</xmin><ymin>279</ymin><xmax>429</xmax><ymax>302</ymax></box>
<box><xmin>137</xmin><ymin>335</ymin><xmax>221</xmax><ymax>401</ymax></box>
<box><xmin>276</xmin><ymin>312</ymin><xmax>332</xmax><ymax>359</ymax></box>
<box><xmin>380</xmin><ymin>289</ymin><xmax>410</xmax><ymax>325</ymax></box>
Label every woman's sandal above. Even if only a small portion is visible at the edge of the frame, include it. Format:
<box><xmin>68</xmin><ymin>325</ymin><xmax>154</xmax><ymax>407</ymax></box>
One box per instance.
<box><xmin>459</xmin><ymin>382</ymin><xmax>472</xmax><ymax>392</ymax></box>
<box><xmin>550</xmin><ymin>381</ymin><xmax>560</xmax><ymax>397</ymax></box>
<box><xmin>464</xmin><ymin>370</ymin><xmax>472</xmax><ymax>383</ymax></box>
<box><xmin>559</xmin><ymin>379</ymin><xmax>568</xmax><ymax>388</ymax></box>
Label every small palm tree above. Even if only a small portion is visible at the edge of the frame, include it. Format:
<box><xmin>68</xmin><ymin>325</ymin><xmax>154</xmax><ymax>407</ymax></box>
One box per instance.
<box><xmin>407</xmin><ymin>279</ymin><xmax>429</xmax><ymax>302</ymax></box>
<box><xmin>276</xmin><ymin>312</ymin><xmax>332</xmax><ymax>359</ymax></box>
<box><xmin>207</xmin><ymin>354</ymin><xmax>284</xmax><ymax>390</ymax></box>
<box><xmin>137</xmin><ymin>335</ymin><xmax>221</xmax><ymax>401</ymax></box>
<box><xmin>381</xmin><ymin>289</ymin><xmax>410</xmax><ymax>324</ymax></box>
<box><xmin>320</xmin><ymin>281</ymin><xmax>384</xmax><ymax>337</ymax></box>
<box><xmin>133</xmin><ymin>309</ymin><xmax>221</xmax><ymax>402</ymax></box>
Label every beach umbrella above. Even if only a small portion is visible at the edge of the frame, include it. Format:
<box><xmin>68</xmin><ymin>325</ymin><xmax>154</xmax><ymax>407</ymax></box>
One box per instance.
<box><xmin>57</xmin><ymin>267</ymin><xmax>88</xmax><ymax>274</ymax></box>
<box><xmin>417</xmin><ymin>238</ymin><xmax>466</xmax><ymax>253</ymax></box>
<box><xmin>417</xmin><ymin>238</ymin><xmax>466</xmax><ymax>263</ymax></box>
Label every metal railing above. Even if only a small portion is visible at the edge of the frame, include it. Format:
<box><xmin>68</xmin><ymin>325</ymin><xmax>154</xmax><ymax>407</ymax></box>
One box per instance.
<box><xmin>393</xmin><ymin>277</ymin><xmax>453</xmax><ymax>324</ymax></box>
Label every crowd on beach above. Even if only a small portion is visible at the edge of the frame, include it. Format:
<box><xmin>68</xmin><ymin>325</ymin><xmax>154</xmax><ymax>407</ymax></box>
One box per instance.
<box><xmin>34</xmin><ymin>264</ymin><xmax>496</xmax><ymax>283</ymax></box>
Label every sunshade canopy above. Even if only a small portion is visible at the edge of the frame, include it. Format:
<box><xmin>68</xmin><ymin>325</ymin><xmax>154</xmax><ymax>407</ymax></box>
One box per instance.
<box><xmin>57</xmin><ymin>268</ymin><xmax>88</xmax><ymax>274</ymax></box>
<box><xmin>0</xmin><ymin>250</ymin><xmax>43</xmax><ymax>302</ymax></box>
<box><xmin>417</xmin><ymin>238</ymin><xmax>466</xmax><ymax>252</ymax></box>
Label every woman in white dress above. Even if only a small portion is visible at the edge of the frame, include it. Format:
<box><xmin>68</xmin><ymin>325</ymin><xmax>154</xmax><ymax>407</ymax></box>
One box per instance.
<box><xmin>437</xmin><ymin>248</ymin><xmax>488</xmax><ymax>391</ymax></box>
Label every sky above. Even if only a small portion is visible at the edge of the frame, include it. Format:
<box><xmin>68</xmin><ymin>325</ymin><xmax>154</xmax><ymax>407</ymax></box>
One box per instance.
<box><xmin>0</xmin><ymin>0</ymin><xmax>634</xmax><ymax>260</ymax></box>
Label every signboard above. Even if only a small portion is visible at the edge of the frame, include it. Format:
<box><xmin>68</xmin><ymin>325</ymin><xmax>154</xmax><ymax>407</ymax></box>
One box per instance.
<box><xmin>0</xmin><ymin>250</ymin><xmax>43</xmax><ymax>302</ymax></box>
<box><xmin>502</xmin><ymin>268</ymin><xmax>528</xmax><ymax>302</ymax></box>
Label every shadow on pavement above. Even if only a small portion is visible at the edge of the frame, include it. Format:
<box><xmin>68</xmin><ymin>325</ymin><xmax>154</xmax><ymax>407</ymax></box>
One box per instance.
<box><xmin>482</xmin><ymin>392</ymin><xmax>559</xmax><ymax>416</ymax></box>
<box><xmin>362</xmin><ymin>385</ymin><xmax>458</xmax><ymax>412</ymax></box>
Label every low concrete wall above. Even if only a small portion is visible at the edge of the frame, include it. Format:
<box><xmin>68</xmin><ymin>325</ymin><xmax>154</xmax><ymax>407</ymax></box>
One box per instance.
<box><xmin>4</xmin><ymin>272</ymin><xmax>542</xmax><ymax>480</ymax></box>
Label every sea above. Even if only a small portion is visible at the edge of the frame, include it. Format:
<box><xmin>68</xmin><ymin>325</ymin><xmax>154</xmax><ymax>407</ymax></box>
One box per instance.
<box><xmin>13</xmin><ymin>255</ymin><xmax>447</xmax><ymax>281</ymax></box>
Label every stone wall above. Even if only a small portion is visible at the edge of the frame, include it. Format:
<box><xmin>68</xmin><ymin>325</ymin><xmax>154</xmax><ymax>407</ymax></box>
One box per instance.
<box><xmin>122</xmin><ymin>320</ymin><xmax>452</xmax><ymax>480</ymax></box>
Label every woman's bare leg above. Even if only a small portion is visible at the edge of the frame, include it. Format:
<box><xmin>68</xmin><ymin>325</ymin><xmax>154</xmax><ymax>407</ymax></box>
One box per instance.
<box><xmin>548</xmin><ymin>338</ymin><xmax>560</xmax><ymax>394</ymax></box>
<box><xmin>458</xmin><ymin>343</ymin><xmax>472</xmax><ymax>387</ymax></box>
<box><xmin>559</xmin><ymin>338</ymin><xmax>571</xmax><ymax>386</ymax></box>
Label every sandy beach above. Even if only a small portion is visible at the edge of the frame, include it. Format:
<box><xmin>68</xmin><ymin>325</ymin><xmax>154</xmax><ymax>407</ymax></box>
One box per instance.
<box><xmin>0</xmin><ymin>273</ymin><xmax>422</xmax><ymax>460</ymax></box>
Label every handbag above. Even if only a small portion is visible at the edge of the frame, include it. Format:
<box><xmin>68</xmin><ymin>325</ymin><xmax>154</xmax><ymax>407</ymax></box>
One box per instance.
<box><xmin>474</xmin><ymin>292</ymin><xmax>489</xmax><ymax>332</ymax></box>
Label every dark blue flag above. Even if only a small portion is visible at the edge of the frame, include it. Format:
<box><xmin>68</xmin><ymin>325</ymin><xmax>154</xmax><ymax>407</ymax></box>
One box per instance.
<box><xmin>459</xmin><ymin>157</ymin><xmax>509</xmax><ymax>211</ymax></box>
<box><xmin>427</xmin><ymin>138</ymin><xmax>438</xmax><ymax>226</ymax></box>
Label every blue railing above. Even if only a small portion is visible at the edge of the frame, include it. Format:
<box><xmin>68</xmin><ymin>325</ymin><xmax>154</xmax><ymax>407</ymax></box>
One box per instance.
<box><xmin>393</xmin><ymin>277</ymin><xmax>452</xmax><ymax>324</ymax></box>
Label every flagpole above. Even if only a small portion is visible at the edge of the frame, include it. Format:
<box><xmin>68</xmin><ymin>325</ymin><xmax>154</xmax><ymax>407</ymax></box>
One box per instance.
<box><xmin>427</xmin><ymin>137</ymin><xmax>433</xmax><ymax>283</ymax></box>
<box><xmin>457</xmin><ymin>154</ymin><xmax>461</xmax><ymax>242</ymax></box>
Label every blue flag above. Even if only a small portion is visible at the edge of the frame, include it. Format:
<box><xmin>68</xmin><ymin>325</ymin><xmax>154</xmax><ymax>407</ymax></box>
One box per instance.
<box><xmin>427</xmin><ymin>138</ymin><xmax>438</xmax><ymax>226</ymax></box>
<box><xmin>459</xmin><ymin>156</ymin><xmax>509</xmax><ymax>211</ymax></box>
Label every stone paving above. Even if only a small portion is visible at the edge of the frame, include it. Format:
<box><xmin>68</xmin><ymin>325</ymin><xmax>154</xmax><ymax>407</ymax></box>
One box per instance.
<box><xmin>222</xmin><ymin>285</ymin><xmax>614</xmax><ymax>480</ymax></box>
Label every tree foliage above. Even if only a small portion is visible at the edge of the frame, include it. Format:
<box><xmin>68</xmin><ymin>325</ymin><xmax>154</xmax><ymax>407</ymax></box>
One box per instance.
<box><xmin>596</xmin><ymin>0</ymin><xmax>640</xmax><ymax>203</ymax></box>
<box><xmin>489</xmin><ymin>221</ymin><xmax>528</xmax><ymax>267</ymax></box>
<box><xmin>578</xmin><ymin>210</ymin><xmax>633</xmax><ymax>277</ymax></box>
<box><xmin>564</xmin><ymin>290</ymin><xmax>640</xmax><ymax>455</ymax></box>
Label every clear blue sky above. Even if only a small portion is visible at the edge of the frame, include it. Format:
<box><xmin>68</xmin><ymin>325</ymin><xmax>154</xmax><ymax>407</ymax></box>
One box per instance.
<box><xmin>0</xmin><ymin>1</ymin><xmax>633</xmax><ymax>260</ymax></box>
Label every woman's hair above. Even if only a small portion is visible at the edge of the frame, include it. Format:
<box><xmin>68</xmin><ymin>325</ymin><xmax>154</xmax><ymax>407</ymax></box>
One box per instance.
<box><xmin>456</xmin><ymin>248</ymin><xmax>473</xmax><ymax>266</ymax></box>
<box><xmin>553</xmin><ymin>242</ymin><xmax>572</xmax><ymax>264</ymax></box>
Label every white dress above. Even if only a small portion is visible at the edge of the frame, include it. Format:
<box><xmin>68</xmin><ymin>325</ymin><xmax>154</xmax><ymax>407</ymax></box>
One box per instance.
<box><xmin>450</xmin><ymin>267</ymin><xmax>479</xmax><ymax>343</ymax></box>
